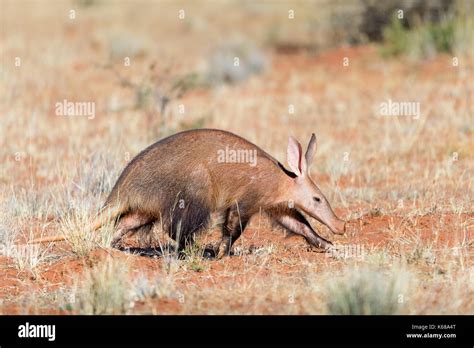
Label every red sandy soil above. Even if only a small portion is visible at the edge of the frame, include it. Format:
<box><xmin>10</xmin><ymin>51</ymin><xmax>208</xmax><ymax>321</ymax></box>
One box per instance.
<box><xmin>1</xmin><ymin>208</ymin><xmax>471</xmax><ymax>314</ymax></box>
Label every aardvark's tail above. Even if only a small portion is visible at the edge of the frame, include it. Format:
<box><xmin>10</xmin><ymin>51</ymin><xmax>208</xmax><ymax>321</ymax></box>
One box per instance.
<box><xmin>27</xmin><ymin>205</ymin><xmax>124</xmax><ymax>244</ymax></box>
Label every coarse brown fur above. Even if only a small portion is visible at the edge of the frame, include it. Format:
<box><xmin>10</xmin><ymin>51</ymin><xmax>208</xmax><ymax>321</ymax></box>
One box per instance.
<box><xmin>104</xmin><ymin>129</ymin><xmax>291</xmax><ymax>248</ymax></box>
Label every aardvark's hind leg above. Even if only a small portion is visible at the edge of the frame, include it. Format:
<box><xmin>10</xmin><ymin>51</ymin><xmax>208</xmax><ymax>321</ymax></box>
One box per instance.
<box><xmin>111</xmin><ymin>212</ymin><xmax>154</xmax><ymax>249</ymax></box>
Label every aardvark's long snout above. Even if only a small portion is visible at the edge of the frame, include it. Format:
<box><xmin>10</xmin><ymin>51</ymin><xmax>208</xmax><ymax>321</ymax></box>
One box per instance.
<box><xmin>329</xmin><ymin>218</ymin><xmax>346</xmax><ymax>235</ymax></box>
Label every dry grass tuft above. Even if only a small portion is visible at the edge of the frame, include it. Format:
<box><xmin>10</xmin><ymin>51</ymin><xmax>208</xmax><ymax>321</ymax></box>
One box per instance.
<box><xmin>325</xmin><ymin>265</ymin><xmax>411</xmax><ymax>315</ymax></box>
<box><xmin>74</xmin><ymin>257</ymin><xmax>132</xmax><ymax>315</ymax></box>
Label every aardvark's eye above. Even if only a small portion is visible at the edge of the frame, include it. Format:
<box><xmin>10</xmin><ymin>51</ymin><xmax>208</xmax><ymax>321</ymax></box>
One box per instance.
<box><xmin>313</xmin><ymin>196</ymin><xmax>321</xmax><ymax>203</ymax></box>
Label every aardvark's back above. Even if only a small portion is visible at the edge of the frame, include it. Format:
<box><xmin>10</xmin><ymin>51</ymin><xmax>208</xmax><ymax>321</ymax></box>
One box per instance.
<box><xmin>105</xmin><ymin>129</ymin><xmax>286</xmax><ymax>218</ymax></box>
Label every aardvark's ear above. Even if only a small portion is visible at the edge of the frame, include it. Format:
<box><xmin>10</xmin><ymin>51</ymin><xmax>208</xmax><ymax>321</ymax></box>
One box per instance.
<box><xmin>305</xmin><ymin>133</ymin><xmax>317</xmax><ymax>169</ymax></box>
<box><xmin>287</xmin><ymin>136</ymin><xmax>306</xmax><ymax>177</ymax></box>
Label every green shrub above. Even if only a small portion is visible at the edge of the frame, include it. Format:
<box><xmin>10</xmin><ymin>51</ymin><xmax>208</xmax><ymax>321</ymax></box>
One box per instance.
<box><xmin>381</xmin><ymin>14</ymin><xmax>410</xmax><ymax>57</ymax></box>
<box><xmin>381</xmin><ymin>5</ymin><xmax>472</xmax><ymax>59</ymax></box>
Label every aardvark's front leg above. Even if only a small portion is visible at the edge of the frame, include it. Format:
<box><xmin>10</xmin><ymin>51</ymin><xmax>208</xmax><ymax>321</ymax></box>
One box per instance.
<box><xmin>273</xmin><ymin>209</ymin><xmax>333</xmax><ymax>250</ymax></box>
<box><xmin>217</xmin><ymin>205</ymin><xmax>250</xmax><ymax>259</ymax></box>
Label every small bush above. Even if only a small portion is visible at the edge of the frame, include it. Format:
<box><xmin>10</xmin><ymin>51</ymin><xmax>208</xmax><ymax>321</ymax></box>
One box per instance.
<box><xmin>381</xmin><ymin>15</ymin><xmax>410</xmax><ymax>58</ymax></box>
<box><xmin>381</xmin><ymin>3</ymin><xmax>473</xmax><ymax>59</ymax></box>
<box><xmin>131</xmin><ymin>274</ymin><xmax>175</xmax><ymax>301</ymax></box>
<box><xmin>326</xmin><ymin>266</ymin><xmax>410</xmax><ymax>315</ymax></box>
<box><xmin>206</xmin><ymin>43</ymin><xmax>267</xmax><ymax>85</ymax></box>
<box><xmin>74</xmin><ymin>257</ymin><xmax>132</xmax><ymax>315</ymax></box>
<box><xmin>182</xmin><ymin>243</ymin><xmax>207</xmax><ymax>273</ymax></box>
